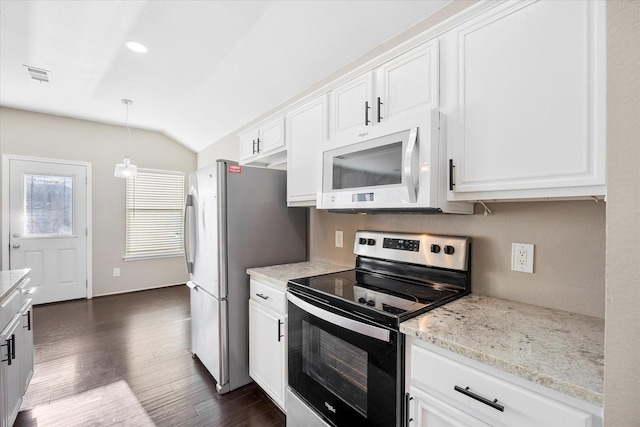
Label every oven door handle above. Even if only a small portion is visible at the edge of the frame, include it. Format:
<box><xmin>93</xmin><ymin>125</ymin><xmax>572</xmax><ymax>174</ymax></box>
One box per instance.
<box><xmin>287</xmin><ymin>292</ymin><xmax>391</xmax><ymax>342</ymax></box>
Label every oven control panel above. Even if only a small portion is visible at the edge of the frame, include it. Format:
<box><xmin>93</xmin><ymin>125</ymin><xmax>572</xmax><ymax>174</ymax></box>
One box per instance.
<box><xmin>354</xmin><ymin>231</ymin><xmax>470</xmax><ymax>271</ymax></box>
<box><xmin>382</xmin><ymin>238</ymin><xmax>420</xmax><ymax>252</ymax></box>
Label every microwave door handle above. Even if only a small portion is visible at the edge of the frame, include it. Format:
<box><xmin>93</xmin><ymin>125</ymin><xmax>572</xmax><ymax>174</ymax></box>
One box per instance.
<box><xmin>402</xmin><ymin>128</ymin><xmax>419</xmax><ymax>203</ymax></box>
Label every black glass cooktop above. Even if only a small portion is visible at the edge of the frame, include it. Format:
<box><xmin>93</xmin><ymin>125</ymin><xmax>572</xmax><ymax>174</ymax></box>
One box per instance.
<box><xmin>288</xmin><ymin>269</ymin><xmax>462</xmax><ymax>328</ymax></box>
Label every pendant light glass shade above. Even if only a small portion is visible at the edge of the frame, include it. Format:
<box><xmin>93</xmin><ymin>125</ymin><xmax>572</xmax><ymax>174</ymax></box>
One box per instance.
<box><xmin>114</xmin><ymin>157</ymin><xmax>138</xmax><ymax>178</ymax></box>
<box><xmin>114</xmin><ymin>99</ymin><xmax>137</xmax><ymax>179</ymax></box>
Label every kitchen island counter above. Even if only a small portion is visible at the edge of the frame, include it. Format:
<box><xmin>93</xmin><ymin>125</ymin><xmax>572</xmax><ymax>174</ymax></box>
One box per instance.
<box><xmin>401</xmin><ymin>293</ymin><xmax>604</xmax><ymax>406</ymax></box>
<box><xmin>0</xmin><ymin>269</ymin><xmax>30</xmax><ymax>301</ymax></box>
<box><xmin>247</xmin><ymin>261</ymin><xmax>351</xmax><ymax>290</ymax></box>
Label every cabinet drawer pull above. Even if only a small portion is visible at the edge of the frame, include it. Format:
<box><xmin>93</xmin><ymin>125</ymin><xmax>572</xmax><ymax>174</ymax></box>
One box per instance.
<box><xmin>256</xmin><ymin>293</ymin><xmax>269</xmax><ymax>300</ymax></box>
<box><xmin>454</xmin><ymin>385</ymin><xmax>504</xmax><ymax>412</ymax></box>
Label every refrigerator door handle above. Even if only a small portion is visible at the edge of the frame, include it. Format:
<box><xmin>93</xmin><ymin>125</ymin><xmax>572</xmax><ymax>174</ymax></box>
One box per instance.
<box><xmin>184</xmin><ymin>194</ymin><xmax>194</xmax><ymax>274</ymax></box>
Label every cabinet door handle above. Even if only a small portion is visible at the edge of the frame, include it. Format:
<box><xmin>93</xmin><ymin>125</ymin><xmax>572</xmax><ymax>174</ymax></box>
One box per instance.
<box><xmin>256</xmin><ymin>293</ymin><xmax>269</xmax><ymax>300</ymax></box>
<box><xmin>10</xmin><ymin>334</ymin><xmax>16</xmax><ymax>361</ymax></box>
<box><xmin>454</xmin><ymin>385</ymin><xmax>504</xmax><ymax>412</ymax></box>
<box><xmin>377</xmin><ymin>97</ymin><xmax>383</xmax><ymax>122</ymax></box>
<box><xmin>256</xmin><ymin>137</ymin><xmax>261</xmax><ymax>153</ymax></box>
<box><xmin>277</xmin><ymin>319</ymin><xmax>284</xmax><ymax>342</ymax></box>
<box><xmin>448</xmin><ymin>159</ymin><xmax>455</xmax><ymax>191</ymax></box>
<box><xmin>404</xmin><ymin>393</ymin><xmax>413</xmax><ymax>426</ymax></box>
<box><xmin>252</xmin><ymin>139</ymin><xmax>257</xmax><ymax>154</ymax></box>
<box><xmin>23</xmin><ymin>310</ymin><xmax>32</xmax><ymax>331</ymax></box>
<box><xmin>1</xmin><ymin>338</ymin><xmax>11</xmax><ymax>365</ymax></box>
<box><xmin>365</xmin><ymin>101</ymin><xmax>371</xmax><ymax>125</ymax></box>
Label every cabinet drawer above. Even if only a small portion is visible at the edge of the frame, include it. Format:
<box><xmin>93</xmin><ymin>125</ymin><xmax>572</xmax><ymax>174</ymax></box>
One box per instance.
<box><xmin>250</xmin><ymin>279</ymin><xmax>286</xmax><ymax>313</ymax></box>
<box><xmin>18</xmin><ymin>278</ymin><xmax>33</xmax><ymax>306</ymax></box>
<box><xmin>410</xmin><ymin>344</ymin><xmax>594</xmax><ymax>427</ymax></box>
<box><xmin>1</xmin><ymin>289</ymin><xmax>21</xmax><ymax>328</ymax></box>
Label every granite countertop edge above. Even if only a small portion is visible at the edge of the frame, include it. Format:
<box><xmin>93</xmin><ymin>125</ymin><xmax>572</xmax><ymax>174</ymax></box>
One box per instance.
<box><xmin>400</xmin><ymin>294</ymin><xmax>604</xmax><ymax>407</ymax></box>
<box><xmin>247</xmin><ymin>260</ymin><xmax>352</xmax><ymax>289</ymax></box>
<box><xmin>0</xmin><ymin>269</ymin><xmax>31</xmax><ymax>301</ymax></box>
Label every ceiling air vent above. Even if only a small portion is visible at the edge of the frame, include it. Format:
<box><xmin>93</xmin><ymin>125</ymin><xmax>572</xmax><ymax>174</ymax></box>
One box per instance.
<box><xmin>24</xmin><ymin>65</ymin><xmax>50</xmax><ymax>83</ymax></box>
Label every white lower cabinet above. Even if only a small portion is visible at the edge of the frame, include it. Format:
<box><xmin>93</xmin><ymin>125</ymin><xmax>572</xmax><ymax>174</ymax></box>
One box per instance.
<box><xmin>1</xmin><ymin>317</ymin><xmax>22</xmax><ymax>427</ymax></box>
<box><xmin>1</xmin><ymin>274</ymin><xmax>34</xmax><ymax>427</ymax></box>
<box><xmin>18</xmin><ymin>299</ymin><xmax>34</xmax><ymax>396</ymax></box>
<box><xmin>409</xmin><ymin>385</ymin><xmax>490</xmax><ymax>427</ymax></box>
<box><xmin>248</xmin><ymin>279</ymin><xmax>287</xmax><ymax>411</ymax></box>
<box><xmin>406</xmin><ymin>337</ymin><xmax>602</xmax><ymax>427</ymax></box>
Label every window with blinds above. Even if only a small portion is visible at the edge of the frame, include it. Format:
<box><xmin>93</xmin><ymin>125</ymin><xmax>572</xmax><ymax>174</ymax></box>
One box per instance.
<box><xmin>125</xmin><ymin>169</ymin><xmax>185</xmax><ymax>259</ymax></box>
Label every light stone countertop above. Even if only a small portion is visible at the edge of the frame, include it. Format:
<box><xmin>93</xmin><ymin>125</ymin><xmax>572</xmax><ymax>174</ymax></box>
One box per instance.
<box><xmin>0</xmin><ymin>269</ymin><xmax>31</xmax><ymax>301</ymax></box>
<box><xmin>400</xmin><ymin>293</ymin><xmax>604</xmax><ymax>406</ymax></box>
<box><xmin>247</xmin><ymin>261</ymin><xmax>352</xmax><ymax>290</ymax></box>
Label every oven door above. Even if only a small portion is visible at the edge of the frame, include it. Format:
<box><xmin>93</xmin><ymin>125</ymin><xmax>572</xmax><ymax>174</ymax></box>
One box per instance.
<box><xmin>287</xmin><ymin>289</ymin><xmax>402</xmax><ymax>427</ymax></box>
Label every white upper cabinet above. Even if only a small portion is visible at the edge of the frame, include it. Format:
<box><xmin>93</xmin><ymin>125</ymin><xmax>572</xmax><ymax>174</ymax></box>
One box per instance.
<box><xmin>286</xmin><ymin>95</ymin><xmax>328</xmax><ymax>206</ymax></box>
<box><xmin>330</xmin><ymin>72</ymin><xmax>373</xmax><ymax>138</ymax></box>
<box><xmin>443</xmin><ymin>0</ymin><xmax>606</xmax><ymax>201</ymax></box>
<box><xmin>330</xmin><ymin>41</ymin><xmax>439</xmax><ymax>143</ymax></box>
<box><xmin>375</xmin><ymin>41</ymin><xmax>439</xmax><ymax>124</ymax></box>
<box><xmin>239</xmin><ymin>116</ymin><xmax>286</xmax><ymax>166</ymax></box>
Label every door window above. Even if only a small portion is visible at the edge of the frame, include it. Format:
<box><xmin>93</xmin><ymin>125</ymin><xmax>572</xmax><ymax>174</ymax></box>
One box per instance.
<box><xmin>24</xmin><ymin>174</ymin><xmax>73</xmax><ymax>236</ymax></box>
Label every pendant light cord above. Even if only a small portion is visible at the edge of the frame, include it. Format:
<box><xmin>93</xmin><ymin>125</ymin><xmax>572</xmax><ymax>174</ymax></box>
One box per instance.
<box><xmin>123</xmin><ymin>99</ymin><xmax>132</xmax><ymax>158</ymax></box>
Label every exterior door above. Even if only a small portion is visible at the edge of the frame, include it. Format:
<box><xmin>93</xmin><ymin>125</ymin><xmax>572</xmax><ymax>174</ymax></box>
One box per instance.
<box><xmin>8</xmin><ymin>158</ymin><xmax>88</xmax><ymax>304</ymax></box>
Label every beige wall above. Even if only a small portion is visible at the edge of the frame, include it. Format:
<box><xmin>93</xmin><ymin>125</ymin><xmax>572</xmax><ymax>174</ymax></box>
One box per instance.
<box><xmin>604</xmin><ymin>1</ymin><xmax>640</xmax><ymax>425</ymax></box>
<box><xmin>0</xmin><ymin>107</ymin><xmax>197</xmax><ymax>296</ymax></box>
<box><xmin>197</xmin><ymin>131</ymin><xmax>240</xmax><ymax>169</ymax></box>
<box><xmin>309</xmin><ymin>202</ymin><xmax>606</xmax><ymax>317</ymax></box>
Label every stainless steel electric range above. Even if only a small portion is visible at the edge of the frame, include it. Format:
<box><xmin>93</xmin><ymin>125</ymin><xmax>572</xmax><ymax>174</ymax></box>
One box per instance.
<box><xmin>286</xmin><ymin>230</ymin><xmax>471</xmax><ymax>427</ymax></box>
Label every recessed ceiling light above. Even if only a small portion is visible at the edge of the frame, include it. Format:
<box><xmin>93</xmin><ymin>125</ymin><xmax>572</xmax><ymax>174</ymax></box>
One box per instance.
<box><xmin>125</xmin><ymin>41</ymin><xmax>148</xmax><ymax>53</ymax></box>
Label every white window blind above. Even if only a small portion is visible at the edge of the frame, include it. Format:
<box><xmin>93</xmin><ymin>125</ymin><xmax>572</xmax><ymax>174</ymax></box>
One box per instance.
<box><xmin>125</xmin><ymin>169</ymin><xmax>185</xmax><ymax>259</ymax></box>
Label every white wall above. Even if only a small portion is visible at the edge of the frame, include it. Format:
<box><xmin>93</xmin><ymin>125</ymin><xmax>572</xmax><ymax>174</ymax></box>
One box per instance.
<box><xmin>0</xmin><ymin>107</ymin><xmax>197</xmax><ymax>296</ymax></box>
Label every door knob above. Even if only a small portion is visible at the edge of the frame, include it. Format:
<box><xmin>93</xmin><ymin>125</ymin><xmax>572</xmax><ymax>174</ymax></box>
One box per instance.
<box><xmin>12</xmin><ymin>243</ymin><xmax>20</xmax><ymax>249</ymax></box>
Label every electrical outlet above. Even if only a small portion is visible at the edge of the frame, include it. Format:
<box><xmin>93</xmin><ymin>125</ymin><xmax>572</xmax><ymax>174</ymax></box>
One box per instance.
<box><xmin>113</xmin><ymin>268</ymin><xmax>121</xmax><ymax>277</ymax></box>
<box><xmin>335</xmin><ymin>230</ymin><xmax>343</xmax><ymax>248</ymax></box>
<box><xmin>511</xmin><ymin>243</ymin><xmax>534</xmax><ymax>273</ymax></box>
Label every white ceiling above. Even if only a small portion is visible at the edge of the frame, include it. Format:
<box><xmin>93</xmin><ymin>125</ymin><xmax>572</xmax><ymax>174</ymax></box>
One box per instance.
<box><xmin>0</xmin><ymin>0</ymin><xmax>451</xmax><ymax>153</ymax></box>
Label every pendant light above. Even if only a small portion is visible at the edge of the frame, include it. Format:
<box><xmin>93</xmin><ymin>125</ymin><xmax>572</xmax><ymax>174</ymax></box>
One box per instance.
<box><xmin>114</xmin><ymin>99</ymin><xmax>138</xmax><ymax>178</ymax></box>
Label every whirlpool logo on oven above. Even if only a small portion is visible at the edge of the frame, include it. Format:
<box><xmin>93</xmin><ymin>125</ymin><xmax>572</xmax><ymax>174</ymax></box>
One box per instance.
<box><xmin>324</xmin><ymin>402</ymin><xmax>336</xmax><ymax>413</ymax></box>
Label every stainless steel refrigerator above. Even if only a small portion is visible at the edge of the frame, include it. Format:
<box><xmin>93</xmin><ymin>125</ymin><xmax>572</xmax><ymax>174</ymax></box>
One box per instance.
<box><xmin>184</xmin><ymin>160</ymin><xmax>307</xmax><ymax>394</ymax></box>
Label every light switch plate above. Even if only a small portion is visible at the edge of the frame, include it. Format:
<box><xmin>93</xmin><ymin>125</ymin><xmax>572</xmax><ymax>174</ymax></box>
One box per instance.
<box><xmin>511</xmin><ymin>243</ymin><xmax>534</xmax><ymax>273</ymax></box>
<box><xmin>113</xmin><ymin>268</ymin><xmax>121</xmax><ymax>277</ymax></box>
<box><xmin>335</xmin><ymin>230</ymin><xmax>343</xmax><ymax>248</ymax></box>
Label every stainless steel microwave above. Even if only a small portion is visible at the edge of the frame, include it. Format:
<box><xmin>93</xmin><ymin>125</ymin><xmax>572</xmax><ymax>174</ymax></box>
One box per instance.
<box><xmin>317</xmin><ymin>110</ymin><xmax>472</xmax><ymax>214</ymax></box>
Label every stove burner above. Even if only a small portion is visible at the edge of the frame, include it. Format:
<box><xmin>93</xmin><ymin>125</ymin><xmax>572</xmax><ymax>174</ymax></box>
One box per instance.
<box><xmin>404</xmin><ymin>283</ymin><xmax>457</xmax><ymax>303</ymax></box>
<box><xmin>307</xmin><ymin>276</ymin><xmax>355</xmax><ymax>298</ymax></box>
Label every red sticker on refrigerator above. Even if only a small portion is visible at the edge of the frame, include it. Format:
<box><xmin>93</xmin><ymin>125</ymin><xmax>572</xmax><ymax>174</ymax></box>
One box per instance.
<box><xmin>228</xmin><ymin>165</ymin><xmax>242</xmax><ymax>174</ymax></box>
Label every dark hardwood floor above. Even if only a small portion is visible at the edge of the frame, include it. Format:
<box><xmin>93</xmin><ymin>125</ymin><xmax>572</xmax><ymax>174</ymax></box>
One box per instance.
<box><xmin>14</xmin><ymin>285</ymin><xmax>285</xmax><ymax>427</ymax></box>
